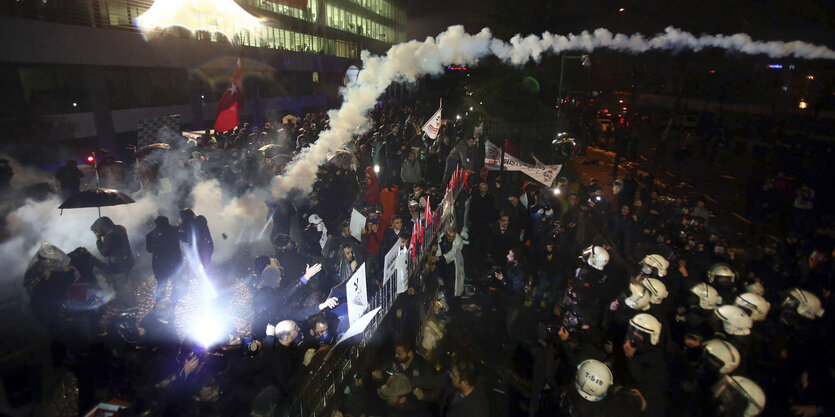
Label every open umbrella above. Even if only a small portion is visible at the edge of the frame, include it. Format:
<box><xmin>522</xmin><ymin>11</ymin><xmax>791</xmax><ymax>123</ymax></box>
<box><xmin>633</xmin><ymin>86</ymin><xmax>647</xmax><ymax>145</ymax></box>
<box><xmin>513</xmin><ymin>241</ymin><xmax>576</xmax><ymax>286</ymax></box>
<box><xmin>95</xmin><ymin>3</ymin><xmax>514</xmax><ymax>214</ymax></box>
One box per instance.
<box><xmin>59</xmin><ymin>188</ymin><xmax>135</xmax><ymax>217</ymax></box>
<box><xmin>327</xmin><ymin>150</ymin><xmax>358</xmax><ymax>171</ymax></box>
<box><xmin>135</xmin><ymin>143</ymin><xmax>171</xmax><ymax>158</ymax></box>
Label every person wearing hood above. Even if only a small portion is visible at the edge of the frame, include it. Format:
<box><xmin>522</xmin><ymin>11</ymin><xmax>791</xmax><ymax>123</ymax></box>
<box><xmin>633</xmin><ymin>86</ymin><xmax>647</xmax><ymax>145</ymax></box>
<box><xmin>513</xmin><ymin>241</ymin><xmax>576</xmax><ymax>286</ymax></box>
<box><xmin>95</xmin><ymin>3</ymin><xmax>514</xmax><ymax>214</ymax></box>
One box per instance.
<box><xmin>179</xmin><ymin>208</ymin><xmax>214</xmax><ymax>268</ymax></box>
<box><xmin>362</xmin><ymin>166</ymin><xmax>381</xmax><ymax>206</ymax></box>
<box><xmin>91</xmin><ymin>216</ymin><xmax>134</xmax><ymax>305</ymax></box>
<box><xmin>146</xmin><ymin>216</ymin><xmax>183</xmax><ymax>301</ymax></box>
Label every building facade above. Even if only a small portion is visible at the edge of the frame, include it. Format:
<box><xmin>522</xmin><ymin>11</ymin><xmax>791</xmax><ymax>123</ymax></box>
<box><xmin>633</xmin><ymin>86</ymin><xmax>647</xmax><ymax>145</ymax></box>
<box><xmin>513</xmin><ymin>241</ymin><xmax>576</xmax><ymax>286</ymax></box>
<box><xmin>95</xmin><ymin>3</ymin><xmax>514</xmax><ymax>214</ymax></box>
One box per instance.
<box><xmin>0</xmin><ymin>0</ymin><xmax>406</xmax><ymax>157</ymax></box>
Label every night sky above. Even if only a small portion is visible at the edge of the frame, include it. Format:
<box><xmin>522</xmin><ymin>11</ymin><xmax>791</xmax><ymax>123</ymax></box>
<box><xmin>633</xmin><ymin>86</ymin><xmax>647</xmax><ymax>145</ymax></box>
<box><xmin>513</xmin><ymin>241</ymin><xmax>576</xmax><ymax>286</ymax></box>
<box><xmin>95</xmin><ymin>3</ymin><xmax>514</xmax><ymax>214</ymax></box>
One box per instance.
<box><xmin>405</xmin><ymin>0</ymin><xmax>835</xmax><ymax>45</ymax></box>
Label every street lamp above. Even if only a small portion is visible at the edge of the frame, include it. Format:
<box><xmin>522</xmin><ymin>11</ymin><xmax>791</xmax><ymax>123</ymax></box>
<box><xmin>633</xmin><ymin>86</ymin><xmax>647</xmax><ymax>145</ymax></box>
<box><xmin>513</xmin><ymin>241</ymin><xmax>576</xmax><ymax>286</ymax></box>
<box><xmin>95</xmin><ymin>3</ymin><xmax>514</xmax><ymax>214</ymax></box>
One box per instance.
<box><xmin>799</xmin><ymin>100</ymin><xmax>808</xmax><ymax>109</ymax></box>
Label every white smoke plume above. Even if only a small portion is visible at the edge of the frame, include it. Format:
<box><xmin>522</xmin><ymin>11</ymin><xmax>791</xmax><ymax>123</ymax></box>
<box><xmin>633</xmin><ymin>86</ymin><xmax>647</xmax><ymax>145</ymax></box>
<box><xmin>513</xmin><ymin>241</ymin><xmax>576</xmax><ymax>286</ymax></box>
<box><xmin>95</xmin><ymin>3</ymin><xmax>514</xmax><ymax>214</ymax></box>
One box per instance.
<box><xmin>0</xmin><ymin>133</ymin><xmax>273</xmax><ymax>286</ymax></box>
<box><xmin>191</xmin><ymin>179</ymin><xmax>270</xmax><ymax>261</ymax></box>
<box><xmin>272</xmin><ymin>25</ymin><xmax>835</xmax><ymax>197</ymax></box>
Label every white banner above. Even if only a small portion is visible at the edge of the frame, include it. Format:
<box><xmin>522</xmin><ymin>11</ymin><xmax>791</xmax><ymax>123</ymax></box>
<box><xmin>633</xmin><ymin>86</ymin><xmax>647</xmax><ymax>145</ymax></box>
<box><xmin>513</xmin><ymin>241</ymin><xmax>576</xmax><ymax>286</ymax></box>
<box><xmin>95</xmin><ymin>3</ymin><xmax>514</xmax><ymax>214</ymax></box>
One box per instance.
<box><xmin>421</xmin><ymin>103</ymin><xmax>442</xmax><ymax>139</ymax></box>
<box><xmin>346</xmin><ymin>263</ymin><xmax>368</xmax><ymax>325</ymax></box>
<box><xmin>383</xmin><ymin>241</ymin><xmax>399</xmax><ymax>285</ymax></box>
<box><xmin>349</xmin><ymin>209</ymin><xmax>366</xmax><ymax>242</ymax></box>
<box><xmin>484</xmin><ymin>140</ymin><xmax>561</xmax><ymax>187</ymax></box>
<box><xmin>318</xmin><ymin>223</ymin><xmax>328</xmax><ymax>249</ymax></box>
<box><xmin>395</xmin><ymin>247</ymin><xmax>409</xmax><ymax>294</ymax></box>
<box><xmin>336</xmin><ymin>307</ymin><xmax>381</xmax><ymax>345</ymax></box>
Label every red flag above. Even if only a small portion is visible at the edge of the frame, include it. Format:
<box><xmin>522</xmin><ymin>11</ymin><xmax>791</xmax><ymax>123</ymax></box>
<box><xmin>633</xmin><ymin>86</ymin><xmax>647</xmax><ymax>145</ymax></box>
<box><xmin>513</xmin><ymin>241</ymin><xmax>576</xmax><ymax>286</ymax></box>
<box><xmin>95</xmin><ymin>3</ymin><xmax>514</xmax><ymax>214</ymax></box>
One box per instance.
<box><xmin>424</xmin><ymin>199</ymin><xmax>432</xmax><ymax>228</ymax></box>
<box><xmin>416</xmin><ymin>216</ymin><xmax>424</xmax><ymax>244</ymax></box>
<box><xmin>462</xmin><ymin>169</ymin><xmax>470</xmax><ymax>189</ymax></box>
<box><xmin>214</xmin><ymin>58</ymin><xmax>243</xmax><ymax>133</ymax></box>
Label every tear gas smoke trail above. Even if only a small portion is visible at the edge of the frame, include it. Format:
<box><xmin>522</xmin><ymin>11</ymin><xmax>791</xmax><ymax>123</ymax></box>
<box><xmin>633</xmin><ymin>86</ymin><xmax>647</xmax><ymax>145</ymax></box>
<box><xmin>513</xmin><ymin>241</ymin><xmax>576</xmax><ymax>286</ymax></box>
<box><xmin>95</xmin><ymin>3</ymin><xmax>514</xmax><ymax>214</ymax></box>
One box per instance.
<box><xmin>271</xmin><ymin>25</ymin><xmax>835</xmax><ymax>198</ymax></box>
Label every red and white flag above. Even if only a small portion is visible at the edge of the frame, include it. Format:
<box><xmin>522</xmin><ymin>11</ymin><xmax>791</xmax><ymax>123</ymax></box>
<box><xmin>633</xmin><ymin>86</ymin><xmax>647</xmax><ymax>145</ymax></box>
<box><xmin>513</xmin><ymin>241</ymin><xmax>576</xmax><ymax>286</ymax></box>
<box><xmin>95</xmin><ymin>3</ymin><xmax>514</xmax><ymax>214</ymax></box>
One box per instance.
<box><xmin>214</xmin><ymin>57</ymin><xmax>243</xmax><ymax>133</ymax></box>
<box><xmin>410</xmin><ymin>223</ymin><xmax>418</xmax><ymax>259</ymax></box>
<box><xmin>424</xmin><ymin>198</ymin><xmax>432</xmax><ymax>228</ymax></box>
<box><xmin>421</xmin><ymin>99</ymin><xmax>442</xmax><ymax>139</ymax></box>
<box><xmin>416</xmin><ymin>216</ymin><xmax>424</xmax><ymax>244</ymax></box>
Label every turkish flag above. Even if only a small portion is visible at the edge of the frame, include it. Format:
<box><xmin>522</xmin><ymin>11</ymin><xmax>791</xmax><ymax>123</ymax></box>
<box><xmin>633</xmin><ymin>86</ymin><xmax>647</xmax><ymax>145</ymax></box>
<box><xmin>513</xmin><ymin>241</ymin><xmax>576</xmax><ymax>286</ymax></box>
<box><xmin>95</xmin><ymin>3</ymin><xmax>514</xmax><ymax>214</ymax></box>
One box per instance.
<box><xmin>264</xmin><ymin>0</ymin><xmax>307</xmax><ymax>9</ymax></box>
<box><xmin>214</xmin><ymin>58</ymin><xmax>243</xmax><ymax>133</ymax></box>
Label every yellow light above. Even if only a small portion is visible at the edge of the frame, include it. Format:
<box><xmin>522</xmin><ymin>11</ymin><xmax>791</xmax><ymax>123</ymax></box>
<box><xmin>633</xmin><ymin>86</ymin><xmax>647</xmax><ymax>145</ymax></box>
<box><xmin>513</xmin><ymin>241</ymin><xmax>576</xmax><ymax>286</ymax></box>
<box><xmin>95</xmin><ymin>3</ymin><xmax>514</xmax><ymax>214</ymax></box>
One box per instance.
<box><xmin>807</xmin><ymin>75</ymin><xmax>814</xmax><ymax>80</ymax></box>
<box><xmin>799</xmin><ymin>100</ymin><xmax>808</xmax><ymax>109</ymax></box>
<box><xmin>136</xmin><ymin>0</ymin><xmax>264</xmax><ymax>41</ymax></box>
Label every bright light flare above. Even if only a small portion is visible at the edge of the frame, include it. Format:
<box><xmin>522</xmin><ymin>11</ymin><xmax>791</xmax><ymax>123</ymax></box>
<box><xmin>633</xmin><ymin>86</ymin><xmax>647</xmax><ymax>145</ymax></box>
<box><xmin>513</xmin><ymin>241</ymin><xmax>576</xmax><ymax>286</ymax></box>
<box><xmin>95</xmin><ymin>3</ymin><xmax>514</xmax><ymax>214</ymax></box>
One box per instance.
<box><xmin>553</xmin><ymin>188</ymin><xmax>561</xmax><ymax>195</ymax></box>
<box><xmin>136</xmin><ymin>0</ymin><xmax>264</xmax><ymax>42</ymax></box>
<box><xmin>189</xmin><ymin>310</ymin><xmax>227</xmax><ymax>348</ymax></box>
<box><xmin>373</xmin><ymin>164</ymin><xmax>380</xmax><ymax>173</ymax></box>
<box><xmin>799</xmin><ymin>100</ymin><xmax>808</xmax><ymax>109</ymax></box>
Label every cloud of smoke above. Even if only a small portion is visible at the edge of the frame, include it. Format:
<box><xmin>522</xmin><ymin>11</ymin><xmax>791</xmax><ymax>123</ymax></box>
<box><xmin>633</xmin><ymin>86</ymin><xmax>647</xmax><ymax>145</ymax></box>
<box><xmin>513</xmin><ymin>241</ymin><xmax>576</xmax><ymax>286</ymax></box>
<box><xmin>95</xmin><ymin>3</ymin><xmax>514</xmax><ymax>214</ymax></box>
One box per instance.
<box><xmin>271</xmin><ymin>25</ymin><xmax>835</xmax><ymax>198</ymax></box>
<box><xmin>191</xmin><ymin>179</ymin><xmax>270</xmax><ymax>261</ymax></box>
<box><xmin>0</xmin><ymin>127</ymin><xmax>273</xmax><ymax>288</ymax></box>
<box><xmin>3</xmin><ymin>25</ymin><xmax>833</xmax><ymax>289</ymax></box>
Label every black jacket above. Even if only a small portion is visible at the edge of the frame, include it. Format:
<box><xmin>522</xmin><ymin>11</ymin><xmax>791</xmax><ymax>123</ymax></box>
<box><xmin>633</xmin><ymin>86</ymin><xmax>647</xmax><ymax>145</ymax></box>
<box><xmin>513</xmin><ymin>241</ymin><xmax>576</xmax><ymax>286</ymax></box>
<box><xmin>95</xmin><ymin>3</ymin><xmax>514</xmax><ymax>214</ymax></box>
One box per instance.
<box><xmin>146</xmin><ymin>223</ymin><xmax>182</xmax><ymax>280</ymax></box>
<box><xmin>442</xmin><ymin>384</ymin><xmax>489</xmax><ymax>417</ymax></box>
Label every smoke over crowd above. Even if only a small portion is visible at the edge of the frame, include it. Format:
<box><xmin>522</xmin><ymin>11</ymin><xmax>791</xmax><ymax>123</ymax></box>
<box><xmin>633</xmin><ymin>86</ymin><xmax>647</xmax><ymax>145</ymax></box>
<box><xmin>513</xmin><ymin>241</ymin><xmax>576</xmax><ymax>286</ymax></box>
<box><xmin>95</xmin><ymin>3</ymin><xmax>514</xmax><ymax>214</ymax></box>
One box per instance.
<box><xmin>272</xmin><ymin>25</ymin><xmax>835</xmax><ymax>199</ymax></box>
<box><xmin>3</xmin><ymin>25</ymin><xmax>834</xmax><ymax>286</ymax></box>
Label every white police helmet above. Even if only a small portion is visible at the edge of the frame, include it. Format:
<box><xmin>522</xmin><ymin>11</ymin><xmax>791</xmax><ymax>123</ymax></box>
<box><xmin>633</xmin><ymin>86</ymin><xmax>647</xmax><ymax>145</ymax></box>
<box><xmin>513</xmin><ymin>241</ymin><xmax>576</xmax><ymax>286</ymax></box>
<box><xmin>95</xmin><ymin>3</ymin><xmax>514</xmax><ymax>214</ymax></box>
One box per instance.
<box><xmin>640</xmin><ymin>254</ymin><xmax>670</xmax><ymax>277</ymax></box>
<box><xmin>735</xmin><ymin>293</ymin><xmax>771</xmax><ymax>322</ymax></box>
<box><xmin>715</xmin><ymin>305</ymin><xmax>753</xmax><ymax>336</ymax></box>
<box><xmin>582</xmin><ymin>245</ymin><xmax>609</xmax><ymax>271</ymax></box>
<box><xmin>575</xmin><ymin>359</ymin><xmax>613</xmax><ymax>402</ymax></box>
<box><xmin>642</xmin><ymin>278</ymin><xmax>668</xmax><ymax>305</ymax></box>
<box><xmin>627</xmin><ymin>313</ymin><xmax>662</xmax><ymax>346</ymax></box>
<box><xmin>782</xmin><ymin>288</ymin><xmax>825</xmax><ymax>320</ymax></box>
<box><xmin>625</xmin><ymin>282</ymin><xmax>651</xmax><ymax>311</ymax></box>
<box><xmin>691</xmin><ymin>283</ymin><xmax>722</xmax><ymax>310</ymax></box>
<box><xmin>744</xmin><ymin>281</ymin><xmax>765</xmax><ymax>296</ymax></box>
<box><xmin>703</xmin><ymin>339</ymin><xmax>741</xmax><ymax>374</ymax></box>
<box><xmin>707</xmin><ymin>263</ymin><xmax>737</xmax><ymax>285</ymax></box>
<box><xmin>712</xmin><ymin>375</ymin><xmax>765</xmax><ymax>417</ymax></box>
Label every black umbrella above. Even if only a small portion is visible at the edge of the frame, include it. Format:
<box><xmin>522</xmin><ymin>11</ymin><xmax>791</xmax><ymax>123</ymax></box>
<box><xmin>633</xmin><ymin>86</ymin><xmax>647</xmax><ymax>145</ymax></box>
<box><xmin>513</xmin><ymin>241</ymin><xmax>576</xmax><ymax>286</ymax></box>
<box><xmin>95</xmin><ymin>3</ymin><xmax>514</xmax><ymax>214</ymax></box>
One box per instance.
<box><xmin>59</xmin><ymin>187</ymin><xmax>135</xmax><ymax>217</ymax></box>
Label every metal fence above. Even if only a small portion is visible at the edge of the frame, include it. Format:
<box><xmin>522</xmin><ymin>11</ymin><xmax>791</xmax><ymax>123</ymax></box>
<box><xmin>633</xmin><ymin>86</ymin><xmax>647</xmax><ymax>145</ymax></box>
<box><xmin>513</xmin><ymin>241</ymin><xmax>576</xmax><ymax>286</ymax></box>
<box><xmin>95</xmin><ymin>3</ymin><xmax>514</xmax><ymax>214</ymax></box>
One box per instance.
<box><xmin>288</xmin><ymin>170</ymin><xmax>468</xmax><ymax>417</ymax></box>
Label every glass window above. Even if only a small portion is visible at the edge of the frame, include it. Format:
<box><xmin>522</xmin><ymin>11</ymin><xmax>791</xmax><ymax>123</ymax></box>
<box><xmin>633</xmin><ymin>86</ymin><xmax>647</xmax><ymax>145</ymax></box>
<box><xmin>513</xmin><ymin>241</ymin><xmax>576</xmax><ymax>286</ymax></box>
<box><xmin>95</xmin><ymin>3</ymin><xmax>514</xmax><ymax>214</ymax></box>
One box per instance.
<box><xmin>19</xmin><ymin>65</ymin><xmax>90</xmax><ymax>114</ymax></box>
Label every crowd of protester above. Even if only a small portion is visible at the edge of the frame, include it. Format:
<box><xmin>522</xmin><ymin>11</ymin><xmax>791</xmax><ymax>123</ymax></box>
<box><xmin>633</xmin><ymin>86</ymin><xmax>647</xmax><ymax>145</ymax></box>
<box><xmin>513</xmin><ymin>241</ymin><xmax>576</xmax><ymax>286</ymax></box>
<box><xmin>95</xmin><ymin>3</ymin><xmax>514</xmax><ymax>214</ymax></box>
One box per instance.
<box><xmin>6</xmin><ymin>95</ymin><xmax>834</xmax><ymax>417</ymax></box>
